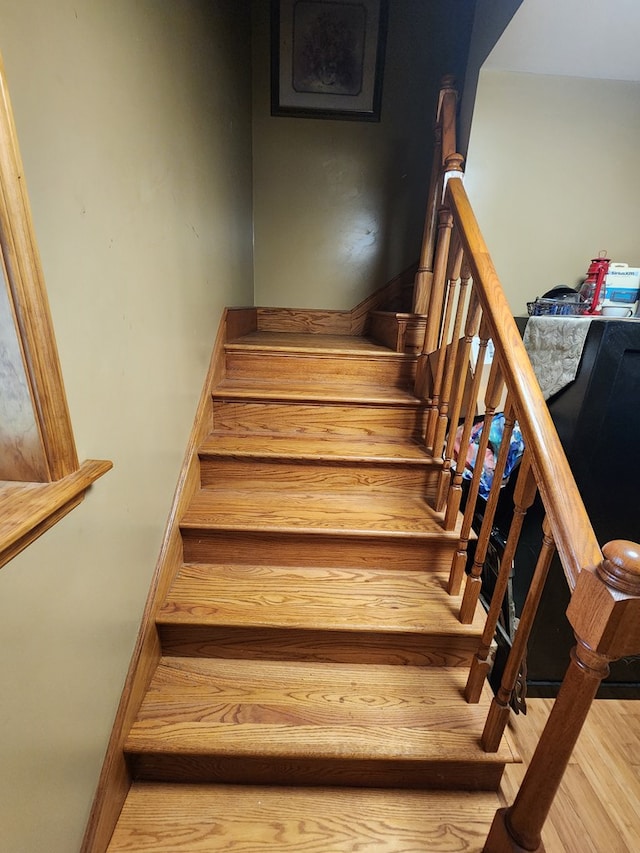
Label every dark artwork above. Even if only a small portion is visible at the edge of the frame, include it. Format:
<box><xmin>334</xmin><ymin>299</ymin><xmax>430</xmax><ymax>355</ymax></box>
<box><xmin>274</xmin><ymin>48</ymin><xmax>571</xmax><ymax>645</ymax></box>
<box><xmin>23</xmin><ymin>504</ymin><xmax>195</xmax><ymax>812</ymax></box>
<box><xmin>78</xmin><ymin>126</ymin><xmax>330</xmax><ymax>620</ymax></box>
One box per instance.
<box><xmin>292</xmin><ymin>2</ymin><xmax>366</xmax><ymax>96</ymax></box>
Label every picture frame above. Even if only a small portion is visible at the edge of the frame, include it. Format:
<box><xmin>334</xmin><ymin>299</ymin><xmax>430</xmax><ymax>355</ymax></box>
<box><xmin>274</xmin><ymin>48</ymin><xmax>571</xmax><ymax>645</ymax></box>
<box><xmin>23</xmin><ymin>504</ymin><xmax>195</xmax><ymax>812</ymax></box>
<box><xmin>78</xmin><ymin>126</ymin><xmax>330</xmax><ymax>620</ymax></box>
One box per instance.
<box><xmin>271</xmin><ymin>0</ymin><xmax>388</xmax><ymax>122</ymax></box>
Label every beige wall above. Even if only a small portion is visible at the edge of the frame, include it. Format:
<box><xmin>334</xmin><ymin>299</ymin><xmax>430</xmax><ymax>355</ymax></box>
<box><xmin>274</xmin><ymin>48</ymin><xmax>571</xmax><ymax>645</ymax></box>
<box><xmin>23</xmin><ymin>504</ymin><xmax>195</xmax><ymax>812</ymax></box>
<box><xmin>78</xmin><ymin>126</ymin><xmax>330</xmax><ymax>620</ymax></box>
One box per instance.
<box><xmin>458</xmin><ymin>0</ymin><xmax>523</xmax><ymax>154</ymax></box>
<box><xmin>0</xmin><ymin>2</ymin><xmax>253</xmax><ymax>852</ymax></box>
<box><xmin>465</xmin><ymin>69</ymin><xmax>640</xmax><ymax>314</ymax></box>
<box><xmin>251</xmin><ymin>0</ymin><xmax>476</xmax><ymax>310</ymax></box>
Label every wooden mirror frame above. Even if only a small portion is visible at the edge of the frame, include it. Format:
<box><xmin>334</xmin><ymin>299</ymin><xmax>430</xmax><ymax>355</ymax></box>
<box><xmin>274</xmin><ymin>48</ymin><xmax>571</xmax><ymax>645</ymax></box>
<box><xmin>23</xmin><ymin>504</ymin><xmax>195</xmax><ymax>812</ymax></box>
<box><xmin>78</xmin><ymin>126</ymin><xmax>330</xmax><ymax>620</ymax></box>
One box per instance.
<box><xmin>0</xmin><ymin>53</ymin><xmax>111</xmax><ymax>569</ymax></box>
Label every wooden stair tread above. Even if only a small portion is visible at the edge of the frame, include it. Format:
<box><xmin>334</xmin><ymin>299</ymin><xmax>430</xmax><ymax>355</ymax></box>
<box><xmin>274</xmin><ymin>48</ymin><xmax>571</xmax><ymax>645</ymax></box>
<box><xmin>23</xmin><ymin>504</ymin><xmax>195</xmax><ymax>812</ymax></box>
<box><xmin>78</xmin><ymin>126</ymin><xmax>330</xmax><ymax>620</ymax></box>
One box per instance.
<box><xmin>126</xmin><ymin>658</ymin><xmax>517</xmax><ymax>765</ymax></box>
<box><xmin>213</xmin><ymin>376</ymin><xmax>420</xmax><ymax>405</ymax></box>
<box><xmin>158</xmin><ymin>565</ymin><xmax>484</xmax><ymax>636</ymax></box>
<box><xmin>104</xmin><ymin>312</ymin><xmax>518</xmax><ymax>833</ymax></box>
<box><xmin>108</xmin><ymin>782</ymin><xmax>503</xmax><ymax>851</ymax></box>
<box><xmin>180</xmin><ymin>488</ymin><xmax>458</xmax><ymax>538</ymax></box>
<box><xmin>199</xmin><ymin>433</ymin><xmax>435</xmax><ymax>465</ymax></box>
<box><xmin>227</xmin><ymin>331</ymin><xmax>398</xmax><ymax>355</ymax></box>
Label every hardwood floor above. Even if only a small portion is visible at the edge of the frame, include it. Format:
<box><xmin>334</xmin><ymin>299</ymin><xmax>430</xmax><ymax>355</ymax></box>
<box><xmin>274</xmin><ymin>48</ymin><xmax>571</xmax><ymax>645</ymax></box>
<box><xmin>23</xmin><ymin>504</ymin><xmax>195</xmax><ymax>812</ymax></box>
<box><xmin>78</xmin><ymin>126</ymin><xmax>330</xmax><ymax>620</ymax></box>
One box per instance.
<box><xmin>502</xmin><ymin>698</ymin><xmax>640</xmax><ymax>852</ymax></box>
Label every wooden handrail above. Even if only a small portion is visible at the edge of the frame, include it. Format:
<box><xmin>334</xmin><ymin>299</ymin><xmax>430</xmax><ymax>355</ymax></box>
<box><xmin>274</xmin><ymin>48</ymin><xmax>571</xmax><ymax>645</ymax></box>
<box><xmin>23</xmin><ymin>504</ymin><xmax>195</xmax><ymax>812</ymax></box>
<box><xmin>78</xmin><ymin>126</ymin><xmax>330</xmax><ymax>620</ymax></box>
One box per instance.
<box><xmin>418</xmin><ymin>142</ymin><xmax>640</xmax><ymax>850</ymax></box>
<box><xmin>444</xmin><ymin>176</ymin><xmax>602</xmax><ymax>587</ymax></box>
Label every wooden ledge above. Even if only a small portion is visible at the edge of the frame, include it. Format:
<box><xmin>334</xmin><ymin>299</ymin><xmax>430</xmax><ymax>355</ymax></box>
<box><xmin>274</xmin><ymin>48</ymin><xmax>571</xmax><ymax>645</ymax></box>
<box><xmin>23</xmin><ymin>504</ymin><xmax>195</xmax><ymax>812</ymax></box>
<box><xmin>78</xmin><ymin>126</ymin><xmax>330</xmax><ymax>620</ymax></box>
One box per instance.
<box><xmin>0</xmin><ymin>459</ymin><xmax>112</xmax><ymax>570</ymax></box>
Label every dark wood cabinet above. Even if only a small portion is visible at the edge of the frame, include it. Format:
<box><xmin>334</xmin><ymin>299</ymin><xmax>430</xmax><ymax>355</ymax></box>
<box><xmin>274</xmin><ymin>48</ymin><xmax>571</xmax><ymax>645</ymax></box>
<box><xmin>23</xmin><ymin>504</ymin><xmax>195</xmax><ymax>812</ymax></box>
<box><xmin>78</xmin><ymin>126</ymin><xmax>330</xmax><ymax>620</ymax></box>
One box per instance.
<box><xmin>479</xmin><ymin>318</ymin><xmax>640</xmax><ymax>698</ymax></box>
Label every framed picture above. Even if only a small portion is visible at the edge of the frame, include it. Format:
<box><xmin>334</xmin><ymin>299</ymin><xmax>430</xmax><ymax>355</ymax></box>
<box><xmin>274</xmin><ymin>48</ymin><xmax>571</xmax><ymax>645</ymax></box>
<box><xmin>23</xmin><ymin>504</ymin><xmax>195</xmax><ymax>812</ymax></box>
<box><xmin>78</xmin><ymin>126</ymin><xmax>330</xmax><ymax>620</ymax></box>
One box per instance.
<box><xmin>271</xmin><ymin>0</ymin><xmax>388</xmax><ymax>121</ymax></box>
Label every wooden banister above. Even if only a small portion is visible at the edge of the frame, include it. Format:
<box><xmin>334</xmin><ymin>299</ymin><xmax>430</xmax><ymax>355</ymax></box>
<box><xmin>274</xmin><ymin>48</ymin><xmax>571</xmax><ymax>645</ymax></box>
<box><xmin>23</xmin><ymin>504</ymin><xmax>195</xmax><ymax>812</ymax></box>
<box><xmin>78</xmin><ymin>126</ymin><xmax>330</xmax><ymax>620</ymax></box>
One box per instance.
<box><xmin>444</xmin><ymin>176</ymin><xmax>602</xmax><ymax>586</ymax></box>
<box><xmin>415</xmin><ymin>138</ymin><xmax>640</xmax><ymax>849</ymax></box>
<box><xmin>484</xmin><ymin>541</ymin><xmax>640</xmax><ymax>852</ymax></box>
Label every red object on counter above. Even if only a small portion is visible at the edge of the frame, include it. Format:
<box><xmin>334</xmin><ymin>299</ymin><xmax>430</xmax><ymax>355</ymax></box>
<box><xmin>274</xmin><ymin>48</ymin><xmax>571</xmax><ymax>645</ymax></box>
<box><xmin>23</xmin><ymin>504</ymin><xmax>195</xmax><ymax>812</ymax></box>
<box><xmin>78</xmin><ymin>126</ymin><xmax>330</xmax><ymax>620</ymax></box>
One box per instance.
<box><xmin>579</xmin><ymin>254</ymin><xmax>610</xmax><ymax>314</ymax></box>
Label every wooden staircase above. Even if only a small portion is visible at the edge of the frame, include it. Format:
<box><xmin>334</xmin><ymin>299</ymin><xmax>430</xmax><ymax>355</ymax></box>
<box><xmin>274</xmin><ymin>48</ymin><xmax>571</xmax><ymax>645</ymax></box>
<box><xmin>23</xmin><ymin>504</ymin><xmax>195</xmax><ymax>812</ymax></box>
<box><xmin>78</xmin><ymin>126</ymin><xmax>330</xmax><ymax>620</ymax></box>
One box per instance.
<box><xmin>103</xmin><ymin>322</ymin><xmax>519</xmax><ymax>851</ymax></box>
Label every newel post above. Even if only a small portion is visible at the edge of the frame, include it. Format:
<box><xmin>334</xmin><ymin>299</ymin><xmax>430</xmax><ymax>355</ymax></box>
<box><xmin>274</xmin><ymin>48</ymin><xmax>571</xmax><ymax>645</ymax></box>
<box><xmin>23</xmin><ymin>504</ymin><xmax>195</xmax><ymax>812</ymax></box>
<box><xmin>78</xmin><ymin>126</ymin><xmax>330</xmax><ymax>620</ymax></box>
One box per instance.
<box><xmin>484</xmin><ymin>540</ymin><xmax>640</xmax><ymax>852</ymax></box>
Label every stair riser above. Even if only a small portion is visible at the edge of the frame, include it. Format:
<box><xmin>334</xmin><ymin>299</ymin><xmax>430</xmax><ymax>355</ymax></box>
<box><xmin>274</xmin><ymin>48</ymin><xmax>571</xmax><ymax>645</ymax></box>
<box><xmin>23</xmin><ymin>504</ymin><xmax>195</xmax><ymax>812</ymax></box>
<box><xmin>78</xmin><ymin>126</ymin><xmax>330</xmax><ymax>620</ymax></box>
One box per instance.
<box><xmin>125</xmin><ymin>753</ymin><xmax>505</xmax><ymax>791</ymax></box>
<box><xmin>199</xmin><ymin>457</ymin><xmax>438</xmax><ymax>495</ymax></box>
<box><xmin>224</xmin><ymin>351</ymin><xmax>416</xmax><ymax>387</ymax></box>
<box><xmin>212</xmin><ymin>400</ymin><xmax>427</xmax><ymax>439</ymax></box>
<box><xmin>157</xmin><ymin>624</ymin><xmax>479</xmax><ymax>667</ymax></box>
<box><xmin>180</xmin><ymin>529</ymin><xmax>457</xmax><ymax>572</ymax></box>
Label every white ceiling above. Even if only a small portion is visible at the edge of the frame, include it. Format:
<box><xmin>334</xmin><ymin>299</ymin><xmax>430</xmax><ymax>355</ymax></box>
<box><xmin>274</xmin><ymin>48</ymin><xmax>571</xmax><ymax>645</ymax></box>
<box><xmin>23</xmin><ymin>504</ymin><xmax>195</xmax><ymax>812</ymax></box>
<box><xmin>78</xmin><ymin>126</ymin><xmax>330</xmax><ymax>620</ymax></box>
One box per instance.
<box><xmin>484</xmin><ymin>0</ymin><xmax>640</xmax><ymax>82</ymax></box>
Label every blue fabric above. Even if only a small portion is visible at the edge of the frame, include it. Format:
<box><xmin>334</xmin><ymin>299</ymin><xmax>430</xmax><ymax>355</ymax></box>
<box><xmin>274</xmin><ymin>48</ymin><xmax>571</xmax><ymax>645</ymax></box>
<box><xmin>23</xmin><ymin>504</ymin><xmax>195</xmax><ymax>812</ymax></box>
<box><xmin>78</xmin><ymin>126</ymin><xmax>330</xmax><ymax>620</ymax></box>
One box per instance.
<box><xmin>455</xmin><ymin>413</ymin><xmax>525</xmax><ymax>499</ymax></box>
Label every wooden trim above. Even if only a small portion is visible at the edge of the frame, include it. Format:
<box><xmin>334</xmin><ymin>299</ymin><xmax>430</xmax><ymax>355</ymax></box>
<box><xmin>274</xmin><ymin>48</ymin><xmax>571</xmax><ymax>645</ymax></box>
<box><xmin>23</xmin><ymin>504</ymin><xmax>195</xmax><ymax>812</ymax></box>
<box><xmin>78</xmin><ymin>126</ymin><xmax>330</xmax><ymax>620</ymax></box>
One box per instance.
<box><xmin>0</xmin><ymin>54</ymin><xmax>78</xmax><ymax>480</ymax></box>
<box><xmin>0</xmin><ymin>459</ymin><xmax>112</xmax><ymax>570</ymax></box>
<box><xmin>445</xmin><ymin>177</ymin><xmax>602</xmax><ymax>586</ymax></box>
<box><xmin>350</xmin><ymin>264</ymin><xmax>417</xmax><ymax>333</ymax></box>
<box><xmin>254</xmin><ymin>264</ymin><xmax>417</xmax><ymax>339</ymax></box>
<box><xmin>80</xmin><ymin>308</ymin><xmax>255</xmax><ymax>853</ymax></box>
<box><xmin>226</xmin><ymin>307</ymin><xmax>258</xmax><ymax>344</ymax></box>
<box><xmin>0</xmin><ymin>52</ymin><xmax>112</xmax><ymax>565</ymax></box>
<box><xmin>256</xmin><ymin>306</ymin><xmax>352</xmax><ymax>335</ymax></box>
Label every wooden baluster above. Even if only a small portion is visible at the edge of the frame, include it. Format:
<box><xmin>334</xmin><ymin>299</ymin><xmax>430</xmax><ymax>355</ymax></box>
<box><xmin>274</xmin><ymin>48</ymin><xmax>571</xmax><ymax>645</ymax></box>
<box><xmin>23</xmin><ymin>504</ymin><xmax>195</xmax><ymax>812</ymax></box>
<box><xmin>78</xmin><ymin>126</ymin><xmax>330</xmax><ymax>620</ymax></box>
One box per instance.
<box><xmin>420</xmin><ymin>157</ymin><xmax>463</xmax><ymax>366</ymax></box>
<box><xmin>465</xmin><ymin>453</ymin><xmax>537</xmax><ymax>703</ymax></box>
<box><xmin>425</xmin><ymin>236</ymin><xmax>463</xmax><ymax>454</ymax></box>
<box><xmin>441</xmin><ymin>292</ymin><xmax>483</xmax><ymax>530</ymax></box>
<box><xmin>420</xmin><ymin>206</ymin><xmax>454</xmax><ymax>360</ymax></box>
<box><xmin>414</xmin><ymin>206</ymin><xmax>455</xmax><ymax>404</ymax></box>
<box><xmin>459</xmin><ymin>399</ymin><xmax>514</xmax><ymax>624</ymax></box>
<box><xmin>436</xmin><ymin>262</ymin><xmax>474</xmax><ymax>512</ymax></box>
<box><xmin>413</xmin><ymin>123</ymin><xmax>442</xmax><ymax>316</ymax></box>
<box><xmin>432</xmin><ymin>249</ymin><xmax>468</xmax><ymax>468</ymax></box>
<box><xmin>447</xmin><ymin>347</ymin><xmax>501</xmax><ymax>591</ymax></box>
<box><xmin>482</xmin><ymin>516</ymin><xmax>556</xmax><ymax>752</ymax></box>
<box><xmin>485</xmin><ymin>541</ymin><xmax>640</xmax><ymax>852</ymax></box>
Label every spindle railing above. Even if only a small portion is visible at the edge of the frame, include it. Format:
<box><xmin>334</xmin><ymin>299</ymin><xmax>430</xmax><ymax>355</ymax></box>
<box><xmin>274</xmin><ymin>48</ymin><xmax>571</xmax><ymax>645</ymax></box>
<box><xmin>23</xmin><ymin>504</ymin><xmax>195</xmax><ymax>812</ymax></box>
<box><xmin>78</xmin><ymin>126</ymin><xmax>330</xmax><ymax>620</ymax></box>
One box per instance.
<box><xmin>415</xmin><ymin>77</ymin><xmax>640</xmax><ymax>851</ymax></box>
